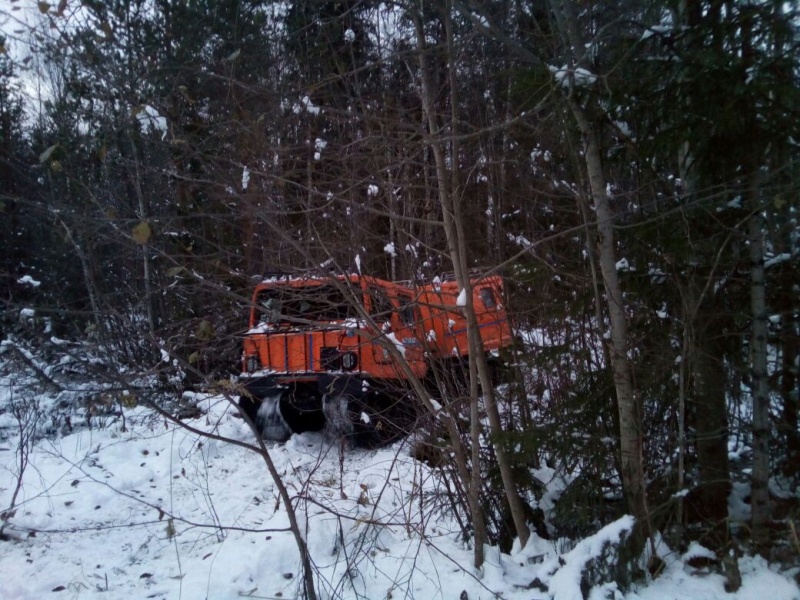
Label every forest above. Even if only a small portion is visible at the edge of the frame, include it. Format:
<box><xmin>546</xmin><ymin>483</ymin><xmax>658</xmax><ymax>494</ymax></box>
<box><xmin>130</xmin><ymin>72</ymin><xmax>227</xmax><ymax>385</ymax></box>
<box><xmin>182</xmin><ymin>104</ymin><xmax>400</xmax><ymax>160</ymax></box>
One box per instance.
<box><xmin>0</xmin><ymin>1</ymin><xmax>799</xmax><ymax>598</ymax></box>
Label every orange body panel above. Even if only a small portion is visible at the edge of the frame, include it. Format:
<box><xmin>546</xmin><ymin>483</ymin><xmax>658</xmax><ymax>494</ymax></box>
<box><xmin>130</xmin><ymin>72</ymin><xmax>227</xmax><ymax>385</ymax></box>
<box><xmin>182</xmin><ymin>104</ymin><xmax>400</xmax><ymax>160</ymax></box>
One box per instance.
<box><xmin>242</xmin><ymin>275</ymin><xmax>427</xmax><ymax>381</ymax></box>
<box><xmin>241</xmin><ymin>274</ymin><xmax>511</xmax><ymax>382</ymax></box>
<box><xmin>414</xmin><ymin>275</ymin><xmax>512</xmax><ymax>360</ymax></box>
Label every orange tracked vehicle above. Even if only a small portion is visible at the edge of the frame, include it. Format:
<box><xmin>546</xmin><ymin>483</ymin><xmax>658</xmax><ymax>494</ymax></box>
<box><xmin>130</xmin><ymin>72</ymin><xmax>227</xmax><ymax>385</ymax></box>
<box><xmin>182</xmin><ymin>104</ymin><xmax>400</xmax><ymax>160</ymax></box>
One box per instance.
<box><xmin>238</xmin><ymin>273</ymin><xmax>512</xmax><ymax>445</ymax></box>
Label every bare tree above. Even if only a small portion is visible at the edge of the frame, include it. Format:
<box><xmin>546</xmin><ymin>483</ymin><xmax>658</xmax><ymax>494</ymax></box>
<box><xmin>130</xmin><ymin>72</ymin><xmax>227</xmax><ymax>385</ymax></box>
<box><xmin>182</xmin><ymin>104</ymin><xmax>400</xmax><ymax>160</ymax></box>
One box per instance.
<box><xmin>0</xmin><ymin>390</ymin><xmax>40</xmax><ymax>541</ymax></box>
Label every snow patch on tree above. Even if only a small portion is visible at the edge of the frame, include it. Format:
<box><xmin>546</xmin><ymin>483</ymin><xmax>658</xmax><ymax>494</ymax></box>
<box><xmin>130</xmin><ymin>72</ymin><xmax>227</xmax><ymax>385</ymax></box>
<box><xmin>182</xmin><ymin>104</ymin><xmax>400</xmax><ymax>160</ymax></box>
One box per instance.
<box><xmin>294</xmin><ymin>95</ymin><xmax>320</xmax><ymax>115</ymax></box>
<box><xmin>765</xmin><ymin>253</ymin><xmax>792</xmax><ymax>268</ymax></box>
<box><xmin>17</xmin><ymin>275</ymin><xmax>41</xmax><ymax>287</ymax></box>
<box><xmin>314</xmin><ymin>138</ymin><xmax>327</xmax><ymax>160</ymax></box>
<box><xmin>548</xmin><ymin>65</ymin><xmax>597</xmax><ymax>88</ymax></box>
<box><xmin>136</xmin><ymin>105</ymin><xmax>167</xmax><ymax>139</ymax></box>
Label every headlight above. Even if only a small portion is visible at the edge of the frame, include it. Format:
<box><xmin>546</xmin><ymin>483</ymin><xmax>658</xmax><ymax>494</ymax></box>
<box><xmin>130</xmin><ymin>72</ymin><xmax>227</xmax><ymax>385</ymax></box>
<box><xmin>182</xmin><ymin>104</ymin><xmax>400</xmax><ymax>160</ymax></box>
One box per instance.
<box><xmin>245</xmin><ymin>356</ymin><xmax>259</xmax><ymax>373</ymax></box>
<box><xmin>341</xmin><ymin>352</ymin><xmax>358</xmax><ymax>370</ymax></box>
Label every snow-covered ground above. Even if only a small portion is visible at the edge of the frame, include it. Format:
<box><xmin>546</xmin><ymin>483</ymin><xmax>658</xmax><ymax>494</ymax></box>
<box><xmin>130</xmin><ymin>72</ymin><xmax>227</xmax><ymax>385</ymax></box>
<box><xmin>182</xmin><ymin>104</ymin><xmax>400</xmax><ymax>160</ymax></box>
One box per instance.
<box><xmin>1</xmin><ymin>394</ymin><xmax>798</xmax><ymax>600</ymax></box>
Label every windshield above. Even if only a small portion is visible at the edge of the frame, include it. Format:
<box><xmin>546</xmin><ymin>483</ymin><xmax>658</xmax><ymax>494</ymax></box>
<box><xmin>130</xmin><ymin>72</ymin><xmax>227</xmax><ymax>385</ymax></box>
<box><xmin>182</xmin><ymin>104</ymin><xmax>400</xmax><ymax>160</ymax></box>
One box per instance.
<box><xmin>255</xmin><ymin>284</ymin><xmax>360</xmax><ymax>325</ymax></box>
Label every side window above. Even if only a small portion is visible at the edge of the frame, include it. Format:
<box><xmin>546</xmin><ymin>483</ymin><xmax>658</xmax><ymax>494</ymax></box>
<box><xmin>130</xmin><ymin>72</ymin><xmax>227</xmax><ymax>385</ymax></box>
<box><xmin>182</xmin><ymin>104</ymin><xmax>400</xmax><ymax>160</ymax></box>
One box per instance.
<box><xmin>260</xmin><ymin>297</ymin><xmax>283</xmax><ymax>323</ymax></box>
<box><xmin>368</xmin><ymin>286</ymin><xmax>395</xmax><ymax>320</ymax></box>
<box><xmin>479</xmin><ymin>287</ymin><xmax>497</xmax><ymax>309</ymax></box>
<box><xmin>397</xmin><ymin>293</ymin><xmax>417</xmax><ymax>327</ymax></box>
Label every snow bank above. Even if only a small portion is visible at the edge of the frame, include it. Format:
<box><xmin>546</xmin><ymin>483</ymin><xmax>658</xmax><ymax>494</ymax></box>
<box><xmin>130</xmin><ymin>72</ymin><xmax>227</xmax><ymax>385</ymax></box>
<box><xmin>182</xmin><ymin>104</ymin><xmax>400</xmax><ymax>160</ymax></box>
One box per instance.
<box><xmin>548</xmin><ymin>515</ymin><xmax>635</xmax><ymax>600</ymax></box>
<box><xmin>1</xmin><ymin>379</ymin><xmax>798</xmax><ymax>600</ymax></box>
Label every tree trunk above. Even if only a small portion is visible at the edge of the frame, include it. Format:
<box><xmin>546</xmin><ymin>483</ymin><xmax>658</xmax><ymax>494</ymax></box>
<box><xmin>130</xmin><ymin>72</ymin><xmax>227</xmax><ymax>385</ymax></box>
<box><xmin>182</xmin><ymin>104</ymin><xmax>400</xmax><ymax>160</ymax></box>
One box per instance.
<box><xmin>127</xmin><ymin>133</ymin><xmax>156</xmax><ymax>335</ymax></box>
<box><xmin>413</xmin><ymin>11</ymin><xmax>489</xmax><ymax>567</ymax></box>
<box><xmin>780</xmin><ymin>314</ymin><xmax>799</xmax><ymax>477</ymax></box>
<box><xmin>748</xmin><ymin>182</ymin><xmax>770</xmax><ymax>553</ymax></box>
<box><xmin>568</xmin><ymin>99</ymin><xmax>651</xmax><ymax>544</ymax></box>
<box><xmin>691</xmin><ymin>309</ymin><xmax>731</xmax><ymax>549</ymax></box>
<box><xmin>442</xmin><ymin>4</ymin><xmax>530</xmax><ymax>551</ymax></box>
<box><xmin>547</xmin><ymin>0</ymin><xmax>651</xmax><ymax>543</ymax></box>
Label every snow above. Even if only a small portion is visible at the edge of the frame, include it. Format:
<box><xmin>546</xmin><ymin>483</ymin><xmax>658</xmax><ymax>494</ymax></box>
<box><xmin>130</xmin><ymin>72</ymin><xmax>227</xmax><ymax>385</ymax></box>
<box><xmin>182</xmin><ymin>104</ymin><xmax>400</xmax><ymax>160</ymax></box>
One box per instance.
<box><xmin>471</xmin><ymin>11</ymin><xmax>489</xmax><ymax>28</ymax></box>
<box><xmin>616</xmin><ymin>257</ymin><xmax>631</xmax><ymax>271</ymax></box>
<box><xmin>648</xmin><ymin>266</ymin><xmax>667</xmax><ymax>284</ymax></box>
<box><xmin>385</xmin><ymin>331</ymin><xmax>406</xmax><ymax>357</ymax></box>
<box><xmin>314</xmin><ymin>138</ymin><xmax>327</xmax><ymax>161</ymax></box>
<box><xmin>16</xmin><ymin>275</ymin><xmax>41</xmax><ymax>287</ymax></box>
<box><xmin>614</xmin><ymin>120</ymin><xmax>633</xmax><ymax>139</ymax></box>
<box><xmin>508</xmin><ymin>232</ymin><xmax>533</xmax><ymax>249</ymax></box>
<box><xmin>548</xmin><ymin>64</ymin><xmax>598</xmax><ymax>88</ymax></box>
<box><xmin>716</xmin><ymin>196</ymin><xmax>743</xmax><ymax>212</ymax></box>
<box><xmin>246</xmin><ymin>323</ymin><xmax>274</xmax><ymax>334</ymax></box>
<box><xmin>241</xmin><ymin>166</ymin><xmax>250</xmax><ymax>190</ymax></box>
<box><xmin>456</xmin><ymin>288</ymin><xmax>467</xmax><ymax>306</ymax></box>
<box><xmin>136</xmin><ymin>105</ymin><xmax>167</xmax><ymax>139</ymax></box>
<box><xmin>548</xmin><ymin>516</ymin><xmax>635</xmax><ymax>600</ymax></box>
<box><xmin>641</xmin><ymin>24</ymin><xmax>673</xmax><ymax>41</ymax></box>
<box><xmin>683</xmin><ymin>541</ymin><xmax>716</xmax><ymax>561</ymax></box>
<box><xmin>633</xmin><ymin>554</ymin><xmax>798</xmax><ymax>600</ymax></box>
<box><xmin>340</xmin><ymin>318</ymin><xmax>363</xmax><ymax>329</ymax></box>
<box><xmin>530</xmin><ymin>146</ymin><xmax>553</xmax><ymax>167</ymax></box>
<box><xmin>344</xmin><ymin>28</ymin><xmax>355</xmax><ymax>42</ymax></box>
<box><xmin>0</xmin><ymin>395</ymin><xmax>797</xmax><ymax>600</ymax></box>
<box><xmin>765</xmin><ymin>253</ymin><xmax>792</xmax><ymax>268</ymax></box>
<box><xmin>1</xmin><ymin>338</ymin><xmax>798</xmax><ymax>600</ymax></box>
<box><xmin>367</xmin><ymin>184</ymin><xmax>379</xmax><ymax>197</ymax></box>
<box><xmin>383</xmin><ymin>242</ymin><xmax>396</xmax><ymax>257</ymax></box>
<box><xmin>293</xmin><ymin>95</ymin><xmax>320</xmax><ymax>115</ymax></box>
<box><xmin>302</xmin><ymin>95</ymin><xmax>320</xmax><ymax>115</ymax></box>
